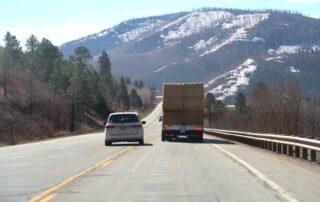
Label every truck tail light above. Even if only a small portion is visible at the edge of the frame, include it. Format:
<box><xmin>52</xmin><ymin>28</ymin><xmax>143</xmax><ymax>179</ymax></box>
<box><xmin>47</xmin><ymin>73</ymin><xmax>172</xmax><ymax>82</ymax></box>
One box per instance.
<box><xmin>132</xmin><ymin>124</ymin><xmax>142</xmax><ymax>129</ymax></box>
<box><xmin>193</xmin><ymin>125</ymin><xmax>202</xmax><ymax>131</ymax></box>
<box><xmin>163</xmin><ymin>125</ymin><xmax>172</xmax><ymax>130</ymax></box>
<box><xmin>106</xmin><ymin>125</ymin><xmax>115</xmax><ymax>129</ymax></box>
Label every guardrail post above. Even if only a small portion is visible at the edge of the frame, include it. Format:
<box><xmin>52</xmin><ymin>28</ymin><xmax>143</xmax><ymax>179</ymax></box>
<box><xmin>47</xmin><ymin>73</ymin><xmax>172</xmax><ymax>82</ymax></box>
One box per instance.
<box><xmin>310</xmin><ymin>150</ymin><xmax>316</xmax><ymax>162</ymax></box>
<box><xmin>283</xmin><ymin>144</ymin><xmax>287</xmax><ymax>155</ymax></box>
<box><xmin>288</xmin><ymin>145</ymin><xmax>293</xmax><ymax>156</ymax></box>
<box><xmin>295</xmin><ymin>146</ymin><xmax>300</xmax><ymax>158</ymax></box>
<box><xmin>277</xmin><ymin>143</ymin><xmax>282</xmax><ymax>153</ymax></box>
<box><xmin>302</xmin><ymin>148</ymin><xmax>308</xmax><ymax>160</ymax></box>
<box><xmin>272</xmin><ymin>142</ymin><xmax>277</xmax><ymax>152</ymax></box>
<box><xmin>255</xmin><ymin>140</ymin><xmax>259</xmax><ymax>147</ymax></box>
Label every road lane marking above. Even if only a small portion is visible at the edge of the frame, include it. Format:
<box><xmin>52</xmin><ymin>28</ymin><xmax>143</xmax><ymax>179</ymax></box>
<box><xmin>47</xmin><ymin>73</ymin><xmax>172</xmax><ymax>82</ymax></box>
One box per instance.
<box><xmin>207</xmin><ymin>141</ymin><xmax>299</xmax><ymax>202</ymax></box>
<box><xmin>102</xmin><ymin>159</ymin><xmax>113</xmax><ymax>167</ymax></box>
<box><xmin>28</xmin><ymin>134</ymin><xmax>159</xmax><ymax>202</ymax></box>
<box><xmin>28</xmin><ymin>146</ymin><xmax>134</xmax><ymax>202</ymax></box>
<box><xmin>39</xmin><ymin>193</ymin><xmax>57</xmax><ymax>202</ymax></box>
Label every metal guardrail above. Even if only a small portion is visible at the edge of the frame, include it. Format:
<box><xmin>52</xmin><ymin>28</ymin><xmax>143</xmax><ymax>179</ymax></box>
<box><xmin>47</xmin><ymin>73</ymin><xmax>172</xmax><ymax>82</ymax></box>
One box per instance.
<box><xmin>204</xmin><ymin>128</ymin><xmax>320</xmax><ymax>162</ymax></box>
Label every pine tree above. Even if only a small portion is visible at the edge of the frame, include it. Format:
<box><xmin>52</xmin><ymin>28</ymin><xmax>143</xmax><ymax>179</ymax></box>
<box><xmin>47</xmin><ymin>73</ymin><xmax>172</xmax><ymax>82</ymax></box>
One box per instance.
<box><xmin>130</xmin><ymin>89</ymin><xmax>143</xmax><ymax>109</ymax></box>
<box><xmin>119</xmin><ymin>77</ymin><xmax>130</xmax><ymax>110</ymax></box>
<box><xmin>68</xmin><ymin>46</ymin><xmax>92</xmax><ymax>131</ymax></box>
<box><xmin>2</xmin><ymin>31</ymin><xmax>22</xmax><ymax>96</ymax></box>
<box><xmin>98</xmin><ymin>51</ymin><xmax>112</xmax><ymax>83</ymax></box>
<box><xmin>36</xmin><ymin>38</ymin><xmax>61</xmax><ymax>82</ymax></box>
<box><xmin>74</xmin><ymin>46</ymin><xmax>91</xmax><ymax>64</ymax></box>
<box><xmin>25</xmin><ymin>34</ymin><xmax>39</xmax><ymax>114</ymax></box>
<box><xmin>235</xmin><ymin>92</ymin><xmax>247</xmax><ymax>114</ymax></box>
<box><xmin>205</xmin><ymin>93</ymin><xmax>216</xmax><ymax>123</ymax></box>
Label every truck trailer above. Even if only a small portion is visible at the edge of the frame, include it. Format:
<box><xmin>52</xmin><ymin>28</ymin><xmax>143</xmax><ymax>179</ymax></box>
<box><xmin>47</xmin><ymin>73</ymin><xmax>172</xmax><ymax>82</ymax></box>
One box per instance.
<box><xmin>161</xmin><ymin>83</ymin><xmax>204</xmax><ymax>142</ymax></box>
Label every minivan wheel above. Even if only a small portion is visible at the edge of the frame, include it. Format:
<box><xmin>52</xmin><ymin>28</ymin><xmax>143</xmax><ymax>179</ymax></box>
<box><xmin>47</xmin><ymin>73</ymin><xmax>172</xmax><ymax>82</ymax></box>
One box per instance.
<box><xmin>105</xmin><ymin>140</ymin><xmax>112</xmax><ymax>146</ymax></box>
<box><xmin>139</xmin><ymin>139</ymin><xmax>144</xmax><ymax>145</ymax></box>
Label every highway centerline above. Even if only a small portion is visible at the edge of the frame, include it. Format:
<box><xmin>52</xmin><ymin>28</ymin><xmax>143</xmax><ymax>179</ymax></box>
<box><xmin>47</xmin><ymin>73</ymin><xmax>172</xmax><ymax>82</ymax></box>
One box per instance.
<box><xmin>28</xmin><ymin>146</ymin><xmax>134</xmax><ymax>202</ymax></box>
<box><xmin>28</xmin><ymin>134</ymin><xmax>159</xmax><ymax>202</ymax></box>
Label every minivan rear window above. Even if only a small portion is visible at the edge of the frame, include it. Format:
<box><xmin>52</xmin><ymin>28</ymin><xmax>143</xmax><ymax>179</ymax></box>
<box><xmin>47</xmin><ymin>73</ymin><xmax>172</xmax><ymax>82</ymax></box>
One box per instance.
<box><xmin>108</xmin><ymin>114</ymin><xmax>139</xmax><ymax>123</ymax></box>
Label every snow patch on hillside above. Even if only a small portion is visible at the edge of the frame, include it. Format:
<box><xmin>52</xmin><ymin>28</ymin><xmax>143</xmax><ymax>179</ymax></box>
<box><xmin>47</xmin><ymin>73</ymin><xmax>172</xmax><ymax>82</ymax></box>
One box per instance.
<box><xmin>312</xmin><ymin>45</ymin><xmax>320</xmax><ymax>51</ymax></box>
<box><xmin>251</xmin><ymin>37</ymin><xmax>265</xmax><ymax>42</ymax></box>
<box><xmin>205</xmin><ymin>59</ymin><xmax>257</xmax><ymax>100</ymax></box>
<box><xmin>222</xmin><ymin>13</ymin><xmax>269</xmax><ymax>29</ymax></box>
<box><xmin>189</xmin><ymin>37</ymin><xmax>218</xmax><ymax>53</ymax></box>
<box><xmin>275</xmin><ymin>45</ymin><xmax>301</xmax><ymax>54</ymax></box>
<box><xmin>154</xmin><ymin>65</ymin><xmax>168</xmax><ymax>73</ymax></box>
<box><xmin>200</xmin><ymin>13</ymin><xmax>269</xmax><ymax>56</ymax></box>
<box><xmin>161</xmin><ymin>11</ymin><xmax>234</xmax><ymax>42</ymax></box>
<box><xmin>119</xmin><ymin>20</ymin><xmax>165</xmax><ymax>42</ymax></box>
<box><xmin>289</xmin><ymin>66</ymin><xmax>300</xmax><ymax>73</ymax></box>
<box><xmin>265</xmin><ymin>55</ymin><xmax>284</xmax><ymax>62</ymax></box>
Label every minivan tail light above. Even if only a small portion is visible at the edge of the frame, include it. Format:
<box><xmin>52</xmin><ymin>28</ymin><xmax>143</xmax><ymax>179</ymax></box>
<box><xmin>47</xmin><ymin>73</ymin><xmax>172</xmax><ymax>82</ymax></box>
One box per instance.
<box><xmin>106</xmin><ymin>125</ymin><xmax>115</xmax><ymax>129</ymax></box>
<box><xmin>132</xmin><ymin>124</ymin><xmax>142</xmax><ymax>129</ymax></box>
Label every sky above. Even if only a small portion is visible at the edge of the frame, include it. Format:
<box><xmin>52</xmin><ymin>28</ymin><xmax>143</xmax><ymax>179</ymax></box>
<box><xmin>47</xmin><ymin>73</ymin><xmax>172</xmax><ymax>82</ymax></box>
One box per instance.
<box><xmin>0</xmin><ymin>0</ymin><xmax>319</xmax><ymax>47</ymax></box>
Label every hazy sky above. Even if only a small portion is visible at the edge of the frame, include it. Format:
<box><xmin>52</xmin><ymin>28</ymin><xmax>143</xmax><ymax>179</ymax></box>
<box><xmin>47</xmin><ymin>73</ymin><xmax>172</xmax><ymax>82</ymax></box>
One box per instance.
<box><xmin>0</xmin><ymin>0</ymin><xmax>319</xmax><ymax>47</ymax></box>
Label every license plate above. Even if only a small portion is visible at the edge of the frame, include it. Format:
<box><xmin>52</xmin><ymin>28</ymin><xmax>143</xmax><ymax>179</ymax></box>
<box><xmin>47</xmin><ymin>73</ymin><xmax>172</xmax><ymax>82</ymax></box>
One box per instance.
<box><xmin>120</xmin><ymin>127</ymin><xmax>126</xmax><ymax>130</ymax></box>
<box><xmin>180</xmin><ymin>127</ymin><xmax>186</xmax><ymax>133</ymax></box>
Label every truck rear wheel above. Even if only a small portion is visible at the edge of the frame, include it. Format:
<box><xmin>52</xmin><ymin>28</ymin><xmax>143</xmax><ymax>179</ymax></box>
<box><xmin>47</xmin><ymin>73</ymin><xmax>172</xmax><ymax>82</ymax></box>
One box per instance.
<box><xmin>197</xmin><ymin>132</ymin><xmax>203</xmax><ymax>142</ymax></box>
<box><xmin>161</xmin><ymin>131</ymin><xmax>166</xmax><ymax>141</ymax></box>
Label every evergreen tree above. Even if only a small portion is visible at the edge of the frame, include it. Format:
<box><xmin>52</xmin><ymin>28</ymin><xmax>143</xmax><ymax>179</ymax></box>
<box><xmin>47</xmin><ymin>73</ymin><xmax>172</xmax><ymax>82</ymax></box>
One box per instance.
<box><xmin>94</xmin><ymin>90</ymin><xmax>110</xmax><ymax>118</ymax></box>
<box><xmin>130</xmin><ymin>89</ymin><xmax>143</xmax><ymax>109</ymax></box>
<box><xmin>98</xmin><ymin>51</ymin><xmax>112</xmax><ymax>83</ymax></box>
<box><xmin>36</xmin><ymin>38</ymin><xmax>61</xmax><ymax>82</ymax></box>
<box><xmin>25</xmin><ymin>34</ymin><xmax>39</xmax><ymax>73</ymax></box>
<box><xmin>138</xmin><ymin>80</ymin><xmax>144</xmax><ymax>88</ymax></box>
<box><xmin>49</xmin><ymin>59</ymin><xmax>71</xmax><ymax>93</ymax></box>
<box><xmin>205</xmin><ymin>93</ymin><xmax>216</xmax><ymax>123</ymax></box>
<box><xmin>74</xmin><ymin>46</ymin><xmax>91</xmax><ymax>64</ymax></box>
<box><xmin>125</xmin><ymin>77</ymin><xmax>131</xmax><ymax>85</ymax></box>
<box><xmin>133</xmin><ymin>80</ymin><xmax>139</xmax><ymax>87</ymax></box>
<box><xmin>235</xmin><ymin>92</ymin><xmax>247</xmax><ymax>114</ymax></box>
<box><xmin>25</xmin><ymin>34</ymin><xmax>39</xmax><ymax>114</ymax></box>
<box><xmin>2</xmin><ymin>31</ymin><xmax>22</xmax><ymax>96</ymax></box>
<box><xmin>68</xmin><ymin>47</ymin><xmax>92</xmax><ymax>131</ymax></box>
<box><xmin>119</xmin><ymin>77</ymin><xmax>130</xmax><ymax>110</ymax></box>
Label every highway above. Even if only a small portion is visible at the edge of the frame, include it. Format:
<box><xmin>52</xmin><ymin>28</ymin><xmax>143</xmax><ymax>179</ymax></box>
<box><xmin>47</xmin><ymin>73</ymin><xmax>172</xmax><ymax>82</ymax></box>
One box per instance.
<box><xmin>0</xmin><ymin>103</ymin><xmax>319</xmax><ymax>202</ymax></box>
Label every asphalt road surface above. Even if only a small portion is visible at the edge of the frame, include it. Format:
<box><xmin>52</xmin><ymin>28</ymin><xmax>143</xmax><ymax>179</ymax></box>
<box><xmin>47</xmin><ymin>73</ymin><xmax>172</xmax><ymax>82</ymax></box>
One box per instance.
<box><xmin>0</xmin><ymin>103</ymin><xmax>319</xmax><ymax>202</ymax></box>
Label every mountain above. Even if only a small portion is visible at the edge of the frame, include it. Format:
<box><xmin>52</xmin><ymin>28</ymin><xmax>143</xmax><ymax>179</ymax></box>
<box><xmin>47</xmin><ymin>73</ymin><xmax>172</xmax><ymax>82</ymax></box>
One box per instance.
<box><xmin>60</xmin><ymin>8</ymin><xmax>320</xmax><ymax>102</ymax></box>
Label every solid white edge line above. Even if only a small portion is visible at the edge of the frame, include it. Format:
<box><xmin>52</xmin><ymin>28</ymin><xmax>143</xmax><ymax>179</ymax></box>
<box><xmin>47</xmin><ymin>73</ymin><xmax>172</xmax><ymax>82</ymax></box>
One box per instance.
<box><xmin>207</xmin><ymin>141</ymin><xmax>299</xmax><ymax>202</ymax></box>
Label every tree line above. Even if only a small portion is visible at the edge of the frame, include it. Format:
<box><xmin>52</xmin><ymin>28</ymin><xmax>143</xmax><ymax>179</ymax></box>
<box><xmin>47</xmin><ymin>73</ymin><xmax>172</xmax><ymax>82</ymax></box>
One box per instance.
<box><xmin>0</xmin><ymin>31</ymin><xmax>155</xmax><ymax>144</ymax></box>
<box><xmin>205</xmin><ymin>82</ymin><xmax>320</xmax><ymax>138</ymax></box>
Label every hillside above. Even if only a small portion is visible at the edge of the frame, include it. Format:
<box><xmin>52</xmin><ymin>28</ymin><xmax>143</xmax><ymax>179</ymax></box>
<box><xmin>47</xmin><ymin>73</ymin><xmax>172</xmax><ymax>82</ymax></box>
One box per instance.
<box><xmin>60</xmin><ymin>8</ymin><xmax>320</xmax><ymax>102</ymax></box>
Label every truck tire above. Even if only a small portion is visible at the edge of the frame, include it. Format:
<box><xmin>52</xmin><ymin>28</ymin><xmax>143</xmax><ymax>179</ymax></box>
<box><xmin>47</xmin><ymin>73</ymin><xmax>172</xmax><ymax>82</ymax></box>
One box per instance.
<box><xmin>198</xmin><ymin>132</ymin><xmax>203</xmax><ymax>142</ymax></box>
<box><xmin>161</xmin><ymin>131</ymin><xmax>166</xmax><ymax>141</ymax></box>
<box><xmin>139</xmin><ymin>139</ymin><xmax>144</xmax><ymax>145</ymax></box>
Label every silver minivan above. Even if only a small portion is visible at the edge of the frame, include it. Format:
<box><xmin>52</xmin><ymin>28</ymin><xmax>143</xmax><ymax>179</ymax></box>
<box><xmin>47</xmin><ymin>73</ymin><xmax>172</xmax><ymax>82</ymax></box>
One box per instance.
<box><xmin>104</xmin><ymin>112</ymin><xmax>146</xmax><ymax>146</ymax></box>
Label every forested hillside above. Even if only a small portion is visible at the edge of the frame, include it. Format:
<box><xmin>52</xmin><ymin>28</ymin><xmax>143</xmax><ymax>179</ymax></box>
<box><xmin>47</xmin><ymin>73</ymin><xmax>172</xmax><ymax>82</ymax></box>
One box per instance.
<box><xmin>0</xmin><ymin>32</ymin><xmax>155</xmax><ymax>145</ymax></box>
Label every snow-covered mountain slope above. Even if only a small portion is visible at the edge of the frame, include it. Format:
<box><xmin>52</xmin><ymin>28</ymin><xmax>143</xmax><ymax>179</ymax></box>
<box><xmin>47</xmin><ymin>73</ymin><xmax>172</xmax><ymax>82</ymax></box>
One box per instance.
<box><xmin>60</xmin><ymin>8</ymin><xmax>320</xmax><ymax>102</ymax></box>
<box><xmin>205</xmin><ymin>59</ymin><xmax>257</xmax><ymax>100</ymax></box>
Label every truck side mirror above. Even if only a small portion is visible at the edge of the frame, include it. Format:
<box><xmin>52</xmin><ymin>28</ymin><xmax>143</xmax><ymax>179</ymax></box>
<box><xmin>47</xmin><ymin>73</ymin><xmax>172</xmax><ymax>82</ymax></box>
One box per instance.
<box><xmin>103</xmin><ymin>121</ymin><xmax>107</xmax><ymax>125</ymax></box>
<box><xmin>159</xmin><ymin>116</ymin><xmax>162</xmax><ymax>122</ymax></box>
<box><xmin>142</xmin><ymin>121</ymin><xmax>146</xmax><ymax>125</ymax></box>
